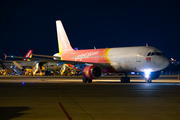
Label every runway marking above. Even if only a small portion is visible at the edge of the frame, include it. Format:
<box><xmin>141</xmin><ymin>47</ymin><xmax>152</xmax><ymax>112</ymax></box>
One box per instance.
<box><xmin>58</xmin><ymin>102</ymin><xmax>73</xmax><ymax>120</ymax></box>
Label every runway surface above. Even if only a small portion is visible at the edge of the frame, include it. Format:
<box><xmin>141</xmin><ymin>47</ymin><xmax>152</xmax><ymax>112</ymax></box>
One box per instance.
<box><xmin>0</xmin><ymin>75</ymin><xmax>180</xmax><ymax>120</ymax></box>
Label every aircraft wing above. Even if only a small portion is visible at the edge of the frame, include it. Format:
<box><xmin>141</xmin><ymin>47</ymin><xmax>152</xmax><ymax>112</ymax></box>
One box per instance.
<box><xmin>7</xmin><ymin>55</ymin><xmax>111</xmax><ymax>68</ymax></box>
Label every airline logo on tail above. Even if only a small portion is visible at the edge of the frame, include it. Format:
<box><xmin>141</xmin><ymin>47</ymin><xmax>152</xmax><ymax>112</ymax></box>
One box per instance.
<box><xmin>21</xmin><ymin>50</ymin><xmax>33</xmax><ymax>61</ymax></box>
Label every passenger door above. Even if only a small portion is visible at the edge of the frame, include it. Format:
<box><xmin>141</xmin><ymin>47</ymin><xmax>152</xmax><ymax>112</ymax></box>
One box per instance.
<box><xmin>136</xmin><ymin>48</ymin><xmax>144</xmax><ymax>62</ymax></box>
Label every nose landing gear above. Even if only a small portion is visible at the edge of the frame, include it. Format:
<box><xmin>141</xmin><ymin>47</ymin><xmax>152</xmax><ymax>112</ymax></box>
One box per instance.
<box><xmin>145</xmin><ymin>78</ymin><xmax>152</xmax><ymax>83</ymax></box>
<box><xmin>121</xmin><ymin>73</ymin><xmax>130</xmax><ymax>83</ymax></box>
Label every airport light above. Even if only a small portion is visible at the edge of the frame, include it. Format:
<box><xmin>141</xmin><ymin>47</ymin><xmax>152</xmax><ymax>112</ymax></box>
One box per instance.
<box><xmin>131</xmin><ymin>72</ymin><xmax>135</xmax><ymax>75</ymax></box>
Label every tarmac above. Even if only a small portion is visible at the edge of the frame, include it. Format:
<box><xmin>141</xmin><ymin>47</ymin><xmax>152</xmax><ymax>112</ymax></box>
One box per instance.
<box><xmin>0</xmin><ymin>75</ymin><xmax>180</xmax><ymax>120</ymax></box>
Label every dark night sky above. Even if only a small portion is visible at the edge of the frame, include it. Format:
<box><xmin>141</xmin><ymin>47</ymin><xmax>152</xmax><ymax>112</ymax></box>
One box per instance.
<box><xmin>0</xmin><ymin>0</ymin><xmax>180</xmax><ymax>61</ymax></box>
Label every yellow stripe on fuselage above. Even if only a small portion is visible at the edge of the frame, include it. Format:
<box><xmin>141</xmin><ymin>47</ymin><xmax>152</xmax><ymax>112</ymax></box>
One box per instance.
<box><xmin>104</xmin><ymin>48</ymin><xmax>111</xmax><ymax>64</ymax></box>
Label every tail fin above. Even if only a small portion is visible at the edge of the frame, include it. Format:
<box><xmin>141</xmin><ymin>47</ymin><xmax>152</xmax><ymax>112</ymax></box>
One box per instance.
<box><xmin>21</xmin><ymin>49</ymin><xmax>33</xmax><ymax>61</ymax></box>
<box><xmin>56</xmin><ymin>20</ymin><xmax>74</xmax><ymax>54</ymax></box>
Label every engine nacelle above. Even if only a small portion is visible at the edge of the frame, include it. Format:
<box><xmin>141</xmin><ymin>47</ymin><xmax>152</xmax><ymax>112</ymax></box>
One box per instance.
<box><xmin>82</xmin><ymin>65</ymin><xmax>102</xmax><ymax>79</ymax></box>
<box><xmin>141</xmin><ymin>71</ymin><xmax>161</xmax><ymax>80</ymax></box>
<box><xmin>53</xmin><ymin>53</ymin><xmax>61</xmax><ymax>60</ymax></box>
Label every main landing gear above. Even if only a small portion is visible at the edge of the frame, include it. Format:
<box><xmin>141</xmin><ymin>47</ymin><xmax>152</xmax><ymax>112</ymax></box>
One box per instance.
<box><xmin>121</xmin><ymin>73</ymin><xmax>130</xmax><ymax>83</ymax></box>
<box><xmin>121</xmin><ymin>77</ymin><xmax>130</xmax><ymax>83</ymax></box>
<box><xmin>83</xmin><ymin>77</ymin><xmax>92</xmax><ymax>83</ymax></box>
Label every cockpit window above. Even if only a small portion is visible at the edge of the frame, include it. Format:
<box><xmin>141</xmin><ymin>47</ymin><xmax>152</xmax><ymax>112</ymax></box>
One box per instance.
<box><xmin>155</xmin><ymin>52</ymin><xmax>161</xmax><ymax>56</ymax></box>
<box><xmin>147</xmin><ymin>52</ymin><xmax>151</xmax><ymax>56</ymax></box>
<box><xmin>151</xmin><ymin>52</ymin><xmax>155</xmax><ymax>56</ymax></box>
<box><xmin>161</xmin><ymin>53</ymin><xmax>165</xmax><ymax>56</ymax></box>
<box><xmin>147</xmin><ymin>52</ymin><xmax>165</xmax><ymax>56</ymax></box>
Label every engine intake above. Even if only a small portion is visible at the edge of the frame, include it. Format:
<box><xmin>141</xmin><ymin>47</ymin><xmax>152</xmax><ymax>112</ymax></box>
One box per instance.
<box><xmin>53</xmin><ymin>53</ymin><xmax>61</xmax><ymax>60</ymax></box>
<box><xmin>83</xmin><ymin>65</ymin><xmax>102</xmax><ymax>79</ymax></box>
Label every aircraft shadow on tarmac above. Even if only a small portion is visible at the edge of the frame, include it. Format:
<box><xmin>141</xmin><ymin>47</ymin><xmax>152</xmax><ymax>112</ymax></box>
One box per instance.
<box><xmin>0</xmin><ymin>107</ymin><xmax>30</xmax><ymax>120</ymax></box>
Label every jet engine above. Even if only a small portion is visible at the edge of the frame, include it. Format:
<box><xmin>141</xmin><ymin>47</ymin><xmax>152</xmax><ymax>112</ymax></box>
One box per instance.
<box><xmin>141</xmin><ymin>71</ymin><xmax>161</xmax><ymax>80</ymax></box>
<box><xmin>82</xmin><ymin>65</ymin><xmax>102</xmax><ymax>79</ymax></box>
<box><xmin>53</xmin><ymin>53</ymin><xmax>61</xmax><ymax>60</ymax></box>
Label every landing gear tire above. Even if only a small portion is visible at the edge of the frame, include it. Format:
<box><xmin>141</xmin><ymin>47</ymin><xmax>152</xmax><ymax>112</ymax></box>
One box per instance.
<box><xmin>121</xmin><ymin>77</ymin><xmax>125</xmax><ymax>83</ymax></box>
<box><xmin>83</xmin><ymin>77</ymin><xmax>87</xmax><ymax>83</ymax></box>
<box><xmin>121</xmin><ymin>77</ymin><xmax>130</xmax><ymax>83</ymax></box>
<box><xmin>83</xmin><ymin>77</ymin><xmax>92</xmax><ymax>83</ymax></box>
<box><xmin>88</xmin><ymin>79</ymin><xmax>92</xmax><ymax>83</ymax></box>
<box><xmin>146</xmin><ymin>79</ymin><xmax>152</xmax><ymax>83</ymax></box>
<box><xmin>126</xmin><ymin>77</ymin><xmax>130</xmax><ymax>83</ymax></box>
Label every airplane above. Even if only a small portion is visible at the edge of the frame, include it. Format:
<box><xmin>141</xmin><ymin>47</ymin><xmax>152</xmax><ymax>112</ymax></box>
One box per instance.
<box><xmin>8</xmin><ymin>20</ymin><xmax>169</xmax><ymax>83</ymax></box>
<box><xmin>38</xmin><ymin>20</ymin><xmax>169</xmax><ymax>83</ymax></box>
<box><xmin>21</xmin><ymin>49</ymin><xmax>33</xmax><ymax>61</ymax></box>
<box><xmin>1</xmin><ymin>50</ymin><xmax>34</xmax><ymax>69</ymax></box>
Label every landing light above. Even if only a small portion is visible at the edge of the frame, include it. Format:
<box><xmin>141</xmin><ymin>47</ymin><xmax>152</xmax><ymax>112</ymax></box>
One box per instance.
<box><xmin>144</xmin><ymin>69</ymin><xmax>151</xmax><ymax>79</ymax></box>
